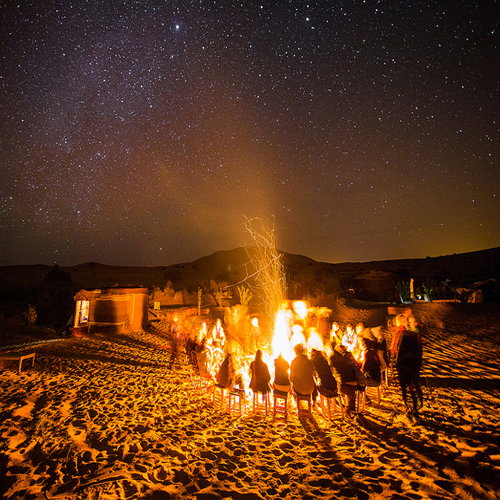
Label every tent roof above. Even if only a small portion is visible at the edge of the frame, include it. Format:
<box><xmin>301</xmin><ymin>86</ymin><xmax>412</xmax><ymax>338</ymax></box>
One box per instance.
<box><xmin>74</xmin><ymin>287</ymin><xmax>148</xmax><ymax>301</ymax></box>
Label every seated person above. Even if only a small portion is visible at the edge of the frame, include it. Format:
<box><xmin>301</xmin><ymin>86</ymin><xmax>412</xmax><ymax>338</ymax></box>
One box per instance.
<box><xmin>195</xmin><ymin>338</ymin><xmax>215</xmax><ymax>381</ymax></box>
<box><xmin>330</xmin><ymin>343</ymin><xmax>365</xmax><ymax>415</ymax></box>
<box><xmin>310</xmin><ymin>348</ymin><xmax>339</xmax><ymax>397</ymax></box>
<box><xmin>290</xmin><ymin>344</ymin><xmax>316</xmax><ymax>397</ymax></box>
<box><xmin>249</xmin><ymin>350</ymin><xmax>271</xmax><ymax>393</ymax></box>
<box><xmin>369</xmin><ymin>327</ymin><xmax>389</xmax><ymax>373</ymax></box>
<box><xmin>342</xmin><ymin>324</ymin><xmax>358</xmax><ymax>355</ymax></box>
<box><xmin>360</xmin><ymin>338</ymin><xmax>382</xmax><ymax>387</ymax></box>
<box><xmin>273</xmin><ymin>354</ymin><xmax>291</xmax><ymax>393</ymax></box>
<box><xmin>216</xmin><ymin>352</ymin><xmax>235</xmax><ymax>390</ymax></box>
<box><xmin>329</xmin><ymin>322</ymin><xmax>342</xmax><ymax>346</ymax></box>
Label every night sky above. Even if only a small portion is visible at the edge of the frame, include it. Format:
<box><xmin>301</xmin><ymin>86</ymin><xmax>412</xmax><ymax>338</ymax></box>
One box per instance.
<box><xmin>1</xmin><ymin>1</ymin><xmax>499</xmax><ymax>267</ymax></box>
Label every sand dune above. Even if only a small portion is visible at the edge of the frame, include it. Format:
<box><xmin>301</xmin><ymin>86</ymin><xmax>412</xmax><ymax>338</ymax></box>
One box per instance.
<box><xmin>1</xmin><ymin>314</ymin><xmax>500</xmax><ymax>500</ymax></box>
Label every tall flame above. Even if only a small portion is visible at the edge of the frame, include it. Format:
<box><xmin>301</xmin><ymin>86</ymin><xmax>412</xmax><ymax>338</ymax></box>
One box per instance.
<box><xmin>272</xmin><ymin>309</ymin><xmax>293</xmax><ymax>362</ymax></box>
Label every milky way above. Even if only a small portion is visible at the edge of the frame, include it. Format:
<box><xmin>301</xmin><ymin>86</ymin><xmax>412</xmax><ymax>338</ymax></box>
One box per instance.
<box><xmin>1</xmin><ymin>1</ymin><xmax>499</xmax><ymax>266</ymax></box>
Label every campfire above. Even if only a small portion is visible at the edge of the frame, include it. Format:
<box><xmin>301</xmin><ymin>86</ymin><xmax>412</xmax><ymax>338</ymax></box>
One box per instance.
<box><xmin>188</xmin><ymin>299</ymin><xmax>331</xmax><ymax>396</ymax></box>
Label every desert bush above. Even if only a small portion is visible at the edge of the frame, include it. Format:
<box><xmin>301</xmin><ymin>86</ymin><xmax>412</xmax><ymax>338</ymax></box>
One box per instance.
<box><xmin>26</xmin><ymin>304</ymin><xmax>37</xmax><ymax>325</ymax></box>
<box><xmin>237</xmin><ymin>285</ymin><xmax>253</xmax><ymax>308</ymax></box>
<box><xmin>395</xmin><ymin>280</ymin><xmax>411</xmax><ymax>303</ymax></box>
<box><xmin>422</xmin><ymin>279</ymin><xmax>435</xmax><ymax>300</ymax></box>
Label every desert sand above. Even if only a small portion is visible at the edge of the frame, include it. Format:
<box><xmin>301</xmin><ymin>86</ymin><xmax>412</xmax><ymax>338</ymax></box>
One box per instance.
<box><xmin>1</xmin><ymin>303</ymin><xmax>500</xmax><ymax>500</ymax></box>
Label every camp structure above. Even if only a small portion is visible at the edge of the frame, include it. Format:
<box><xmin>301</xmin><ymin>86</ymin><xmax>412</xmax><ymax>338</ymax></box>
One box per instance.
<box><xmin>72</xmin><ymin>287</ymin><xmax>148</xmax><ymax>334</ymax></box>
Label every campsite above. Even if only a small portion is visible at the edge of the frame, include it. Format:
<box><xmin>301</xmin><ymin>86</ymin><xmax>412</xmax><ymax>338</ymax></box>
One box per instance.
<box><xmin>0</xmin><ymin>247</ymin><xmax>499</xmax><ymax>499</ymax></box>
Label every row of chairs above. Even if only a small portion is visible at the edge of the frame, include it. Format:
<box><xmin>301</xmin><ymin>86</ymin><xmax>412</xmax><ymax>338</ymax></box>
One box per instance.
<box><xmin>211</xmin><ymin>383</ymin><xmax>347</xmax><ymax>422</ymax></box>
<box><xmin>190</xmin><ymin>364</ymin><xmax>385</xmax><ymax>421</ymax></box>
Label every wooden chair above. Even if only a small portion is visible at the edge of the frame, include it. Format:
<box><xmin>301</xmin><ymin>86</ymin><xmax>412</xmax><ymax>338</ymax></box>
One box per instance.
<box><xmin>294</xmin><ymin>391</ymin><xmax>313</xmax><ymax>417</ymax></box>
<box><xmin>272</xmin><ymin>389</ymin><xmax>289</xmax><ymax>421</ymax></box>
<box><xmin>365</xmin><ymin>384</ymin><xmax>383</xmax><ymax>405</ymax></box>
<box><xmin>213</xmin><ymin>384</ymin><xmax>228</xmax><ymax>412</ymax></box>
<box><xmin>228</xmin><ymin>388</ymin><xmax>245</xmax><ymax>416</ymax></box>
<box><xmin>191</xmin><ymin>371</ymin><xmax>214</xmax><ymax>395</ymax></box>
<box><xmin>319</xmin><ymin>392</ymin><xmax>344</xmax><ymax>419</ymax></box>
<box><xmin>339</xmin><ymin>387</ymin><xmax>366</xmax><ymax>416</ymax></box>
<box><xmin>252</xmin><ymin>390</ymin><xmax>270</xmax><ymax>416</ymax></box>
<box><xmin>356</xmin><ymin>389</ymin><xmax>366</xmax><ymax>413</ymax></box>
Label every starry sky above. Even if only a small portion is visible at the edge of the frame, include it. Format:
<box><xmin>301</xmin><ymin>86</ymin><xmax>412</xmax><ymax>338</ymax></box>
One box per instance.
<box><xmin>1</xmin><ymin>0</ymin><xmax>499</xmax><ymax>267</ymax></box>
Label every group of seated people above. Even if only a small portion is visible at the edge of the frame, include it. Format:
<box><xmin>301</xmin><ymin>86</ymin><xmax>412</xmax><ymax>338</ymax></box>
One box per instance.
<box><xmin>331</xmin><ymin>321</ymin><xmax>388</xmax><ymax>367</ymax></box>
<box><xmin>211</xmin><ymin>337</ymin><xmax>387</xmax><ymax>418</ymax></box>
<box><xmin>186</xmin><ymin>334</ymin><xmax>223</xmax><ymax>383</ymax></box>
<box><xmin>182</xmin><ymin>315</ymin><xmax>391</xmax><ymax>418</ymax></box>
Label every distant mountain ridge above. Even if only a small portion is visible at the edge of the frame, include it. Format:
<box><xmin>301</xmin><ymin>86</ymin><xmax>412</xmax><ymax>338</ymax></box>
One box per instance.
<box><xmin>0</xmin><ymin>246</ymin><xmax>498</xmax><ymax>294</ymax></box>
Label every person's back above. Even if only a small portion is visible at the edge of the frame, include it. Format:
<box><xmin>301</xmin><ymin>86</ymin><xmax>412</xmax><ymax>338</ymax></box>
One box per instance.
<box><xmin>290</xmin><ymin>346</ymin><xmax>316</xmax><ymax>396</ymax></box>
<box><xmin>250</xmin><ymin>350</ymin><xmax>271</xmax><ymax>393</ymax></box>
<box><xmin>361</xmin><ymin>342</ymin><xmax>382</xmax><ymax>387</ymax></box>
<box><xmin>396</xmin><ymin>330</ymin><xmax>421</xmax><ymax>372</ymax></box>
<box><xmin>310</xmin><ymin>349</ymin><xmax>337</xmax><ymax>394</ymax></box>
<box><xmin>216</xmin><ymin>354</ymin><xmax>234</xmax><ymax>389</ymax></box>
<box><xmin>395</xmin><ymin>321</ymin><xmax>424</xmax><ymax>420</ymax></box>
<box><xmin>330</xmin><ymin>344</ymin><xmax>362</xmax><ymax>414</ymax></box>
<box><xmin>329</xmin><ymin>346</ymin><xmax>357</xmax><ymax>385</ymax></box>
<box><xmin>274</xmin><ymin>354</ymin><xmax>291</xmax><ymax>392</ymax></box>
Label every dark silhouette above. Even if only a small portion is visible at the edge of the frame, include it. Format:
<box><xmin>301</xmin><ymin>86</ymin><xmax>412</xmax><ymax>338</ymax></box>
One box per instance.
<box><xmin>393</xmin><ymin>315</ymin><xmax>423</xmax><ymax>421</ymax></box>
<box><xmin>249</xmin><ymin>350</ymin><xmax>271</xmax><ymax>393</ymax></box>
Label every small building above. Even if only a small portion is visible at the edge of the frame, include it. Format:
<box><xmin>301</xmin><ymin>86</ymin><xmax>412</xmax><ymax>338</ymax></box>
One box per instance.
<box><xmin>340</xmin><ymin>269</ymin><xmax>402</xmax><ymax>302</ymax></box>
<box><xmin>73</xmin><ymin>287</ymin><xmax>149</xmax><ymax>334</ymax></box>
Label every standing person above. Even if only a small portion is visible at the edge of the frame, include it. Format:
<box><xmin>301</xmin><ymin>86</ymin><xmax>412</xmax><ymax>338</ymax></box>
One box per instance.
<box><xmin>371</xmin><ymin>327</ymin><xmax>389</xmax><ymax>374</ymax></box>
<box><xmin>196</xmin><ymin>337</ymin><xmax>215</xmax><ymax>382</ymax></box>
<box><xmin>394</xmin><ymin>315</ymin><xmax>423</xmax><ymax>421</ymax></box>
<box><xmin>249</xmin><ymin>350</ymin><xmax>271</xmax><ymax>393</ymax></box>
<box><xmin>168</xmin><ymin>319</ymin><xmax>183</xmax><ymax>370</ymax></box>
<box><xmin>390</xmin><ymin>314</ymin><xmax>407</xmax><ymax>369</ymax></box>
<box><xmin>64</xmin><ymin>312</ymin><xmax>74</xmax><ymax>337</ymax></box>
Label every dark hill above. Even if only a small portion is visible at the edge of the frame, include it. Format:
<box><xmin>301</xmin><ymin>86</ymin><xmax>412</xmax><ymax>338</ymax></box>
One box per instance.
<box><xmin>0</xmin><ymin>247</ymin><xmax>498</xmax><ymax>324</ymax></box>
<box><xmin>1</xmin><ymin>246</ymin><xmax>498</xmax><ymax>294</ymax></box>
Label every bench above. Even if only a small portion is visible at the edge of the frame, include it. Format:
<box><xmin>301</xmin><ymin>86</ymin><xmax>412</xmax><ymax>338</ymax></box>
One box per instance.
<box><xmin>0</xmin><ymin>352</ymin><xmax>35</xmax><ymax>372</ymax></box>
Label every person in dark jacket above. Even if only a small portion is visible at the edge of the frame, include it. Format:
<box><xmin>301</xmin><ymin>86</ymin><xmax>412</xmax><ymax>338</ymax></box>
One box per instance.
<box><xmin>273</xmin><ymin>354</ymin><xmax>291</xmax><ymax>392</ymax></box>
<box><xmin>395</xmin><ymin>316</ymin><xmax>423</xmax><ymax>420</ymax></box>
<box><xmin>360</xmin><ymin>338</ymin><xmax>382</xmax><ymax>387</ymax></box>
<box><xmin>249</xmin><ymin>350</ymin><xmax>271</xmax><ymax>393</ymax></box>
<box><xmin>310</xmin><ymin>348</ymin><xmax>338</xmax><ymax>397</ymax></box>
<box><xmin>290</xmin><ymin>344</ymin><xmax>316</xmax><ymax>397</ymax></box>
<box><xmin>216</xmin><ymin>353</ymin><xmax>236</xmax><ymax>389</ymax></box>
<box><xmin>330</xmin><ymin>344</ymin><xmax>365</xmax><ymax>415</ymax></box>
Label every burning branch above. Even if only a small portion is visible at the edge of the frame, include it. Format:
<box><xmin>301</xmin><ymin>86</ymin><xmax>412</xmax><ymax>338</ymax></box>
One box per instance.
<box><xmin>242</xmin><ymin>216</ymin><xmax>287</xmax><ymax>328</ymax></box>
